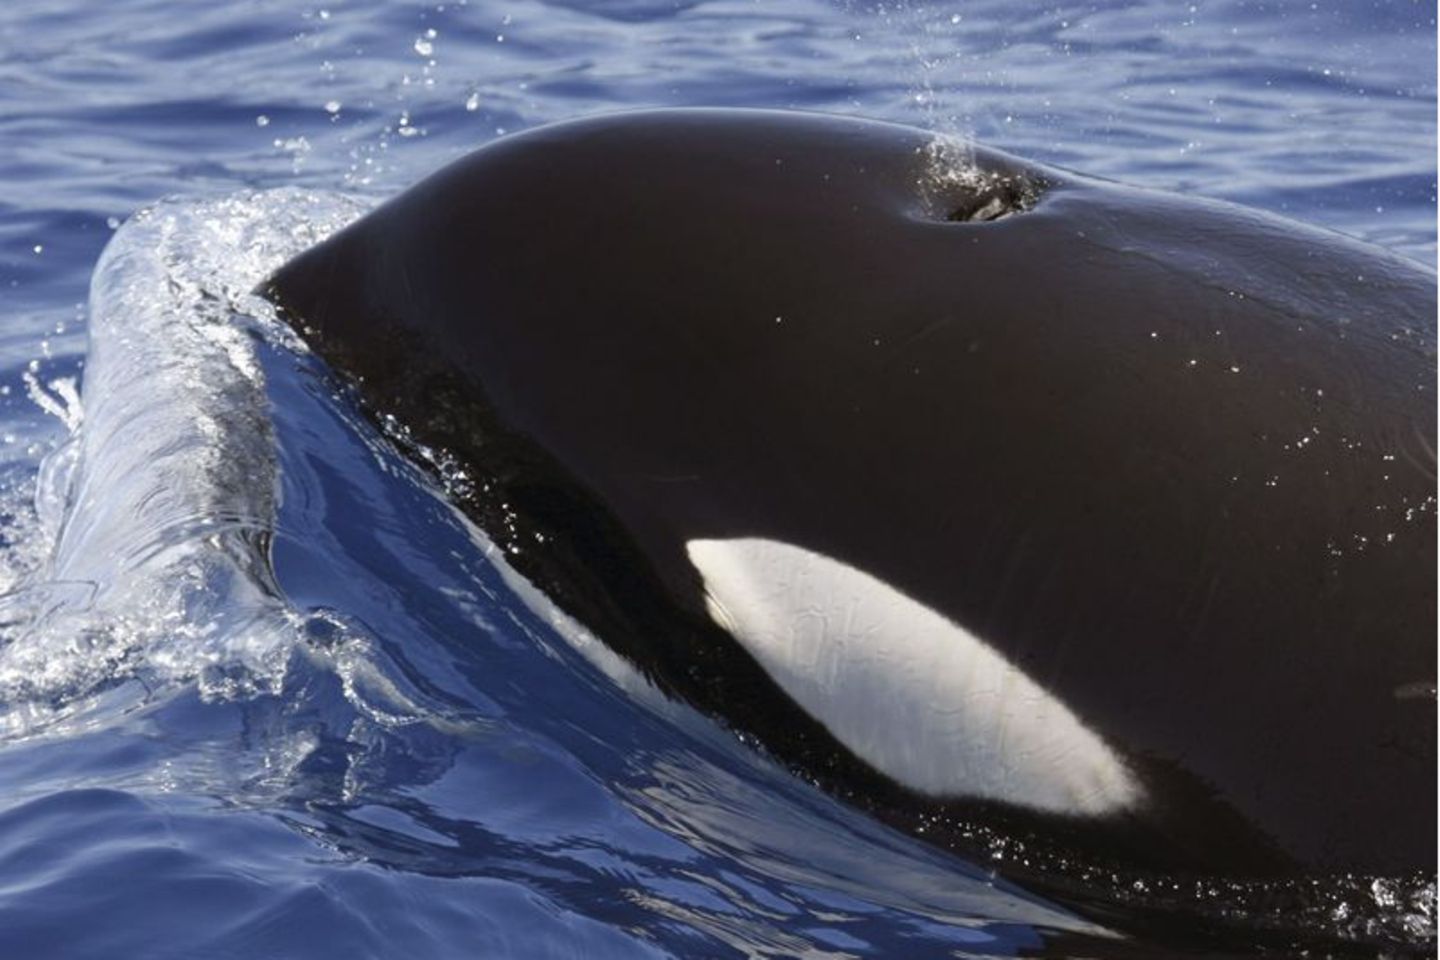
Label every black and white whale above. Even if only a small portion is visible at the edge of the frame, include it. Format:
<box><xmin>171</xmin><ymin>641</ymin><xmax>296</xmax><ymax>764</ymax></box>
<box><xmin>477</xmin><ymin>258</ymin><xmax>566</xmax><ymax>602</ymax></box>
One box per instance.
<box><xmin>262</xmin><ymin>110</ymin><xmax>1435</xmax><ymax>892</ymax></box>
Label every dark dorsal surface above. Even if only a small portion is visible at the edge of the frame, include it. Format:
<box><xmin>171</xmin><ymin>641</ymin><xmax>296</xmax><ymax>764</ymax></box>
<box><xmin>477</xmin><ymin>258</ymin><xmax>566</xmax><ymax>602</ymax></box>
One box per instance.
<box><xmin>263</xmin><ymin>110</ymin><xmax>1436</xmax><ymax>887</ymax></box>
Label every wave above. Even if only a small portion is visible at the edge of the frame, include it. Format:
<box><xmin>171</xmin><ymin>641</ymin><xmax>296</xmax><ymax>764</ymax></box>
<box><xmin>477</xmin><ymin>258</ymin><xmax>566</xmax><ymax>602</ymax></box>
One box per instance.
<box><xmin>0</xmin><ymin>190</ymin><xmax>372</xmax><ymax>731</ymax></box>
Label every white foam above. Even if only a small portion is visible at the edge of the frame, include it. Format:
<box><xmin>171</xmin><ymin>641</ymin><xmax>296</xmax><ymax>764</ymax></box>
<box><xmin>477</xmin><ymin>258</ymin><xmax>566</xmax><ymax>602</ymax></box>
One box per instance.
<box><xmin>686</xmin><ymin>537</ymin><xmax>1141</xmax><ymax>816</ymax></box>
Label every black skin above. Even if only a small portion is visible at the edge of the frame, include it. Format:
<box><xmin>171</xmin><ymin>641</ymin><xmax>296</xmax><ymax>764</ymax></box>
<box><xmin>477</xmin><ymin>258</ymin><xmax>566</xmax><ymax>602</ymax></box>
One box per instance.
<box><xmin>263</xmin><ymin>108</ymin><xmax>1435</xmax><ymax>904</ymax></box>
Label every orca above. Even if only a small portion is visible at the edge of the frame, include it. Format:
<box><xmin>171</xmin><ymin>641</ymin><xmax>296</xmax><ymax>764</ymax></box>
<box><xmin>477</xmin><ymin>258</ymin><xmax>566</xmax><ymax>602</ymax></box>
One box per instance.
<box><xmin>262</xmin><ymin>110</ymin><xmax>1435</xmax><ymax>891</ymax></box>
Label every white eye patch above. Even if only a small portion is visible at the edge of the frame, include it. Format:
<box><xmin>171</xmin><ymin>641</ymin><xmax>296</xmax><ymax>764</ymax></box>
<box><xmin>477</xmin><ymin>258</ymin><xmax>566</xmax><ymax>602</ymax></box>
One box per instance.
<box><xmin>686</xmin><ymin>537</ymin><xmax>1141</xmax><ymax>816</ymax></box>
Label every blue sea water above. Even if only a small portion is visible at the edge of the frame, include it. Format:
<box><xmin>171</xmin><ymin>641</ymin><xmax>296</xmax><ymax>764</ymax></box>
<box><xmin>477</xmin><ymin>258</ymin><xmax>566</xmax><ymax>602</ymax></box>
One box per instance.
<box><xmin>0</xmin><ymin>1</ymin><xmax>1434</xmax><ymax>957</ymax></box>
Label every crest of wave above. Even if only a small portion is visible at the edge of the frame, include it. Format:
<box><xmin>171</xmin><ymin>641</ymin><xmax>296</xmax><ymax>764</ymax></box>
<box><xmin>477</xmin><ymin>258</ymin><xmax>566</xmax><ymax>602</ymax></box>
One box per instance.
<box><xmin>0</xmin><ymin>190</ymin><xmax>368</xmax><ymax>736</ymax></box>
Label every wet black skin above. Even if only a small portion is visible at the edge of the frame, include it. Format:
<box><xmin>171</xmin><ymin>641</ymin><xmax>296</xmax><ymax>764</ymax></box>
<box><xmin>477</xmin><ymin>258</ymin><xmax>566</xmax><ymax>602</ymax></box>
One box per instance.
<box><xmin>263</xmin><ymin>110</ymin><xmax>1436</xmax><ymax>901</ymax></box>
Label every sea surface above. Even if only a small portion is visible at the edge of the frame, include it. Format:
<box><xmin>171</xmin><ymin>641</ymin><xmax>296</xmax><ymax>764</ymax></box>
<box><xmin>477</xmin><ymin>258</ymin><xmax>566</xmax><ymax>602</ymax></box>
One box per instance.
<box><xmin>0</xmin><ymin>1</ymin><xmax>1434</xmax><ymax>957</ymax></box>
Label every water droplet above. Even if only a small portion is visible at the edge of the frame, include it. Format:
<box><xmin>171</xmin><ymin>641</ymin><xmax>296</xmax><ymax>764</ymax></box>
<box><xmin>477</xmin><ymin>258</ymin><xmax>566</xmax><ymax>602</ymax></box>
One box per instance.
<box><xmin>255</xmin><ymin>115</ymin><xmax>270</xmax><ymax>127</ymax></box>
<box><xmin>464</xmin><ymin>92</ymin><xmax>480</xmax><ymax>111</ymax></box>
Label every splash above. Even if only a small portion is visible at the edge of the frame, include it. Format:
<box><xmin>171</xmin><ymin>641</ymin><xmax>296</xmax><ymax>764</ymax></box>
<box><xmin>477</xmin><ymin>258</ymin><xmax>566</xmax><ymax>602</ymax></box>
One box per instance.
<box><xmin>0</xmin><ymin>190</ymin><xmax>370</xmax><ymax>736</ymax></box>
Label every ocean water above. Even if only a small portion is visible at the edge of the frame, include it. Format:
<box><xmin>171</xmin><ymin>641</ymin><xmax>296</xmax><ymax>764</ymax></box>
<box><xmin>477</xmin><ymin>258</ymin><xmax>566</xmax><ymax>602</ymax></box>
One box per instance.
<box><xmin>0</xmin><ymin>1</ymin><xmax>1434</xmax><ymax>957</ymax></box>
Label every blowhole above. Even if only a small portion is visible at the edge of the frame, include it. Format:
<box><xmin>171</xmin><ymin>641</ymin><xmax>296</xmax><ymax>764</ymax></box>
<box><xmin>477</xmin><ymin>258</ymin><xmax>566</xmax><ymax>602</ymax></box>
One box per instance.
<box><xmin>945</xmin><ymin>175</ymin><xmax>1039</xmax><ymax>223</ymax></box>
<box><xmin>917</xmin><ymin>136</ymin><xmax>1044</xmax><ymax>224</ymax></box>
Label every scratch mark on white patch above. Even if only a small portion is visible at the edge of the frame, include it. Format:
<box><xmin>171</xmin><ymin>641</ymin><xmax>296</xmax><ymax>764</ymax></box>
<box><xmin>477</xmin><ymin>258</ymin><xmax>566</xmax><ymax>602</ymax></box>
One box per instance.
<box><xmin>686</xmin><ymin>537</ymin><xmax>1141</xmax><ymax>816</ymax></box>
